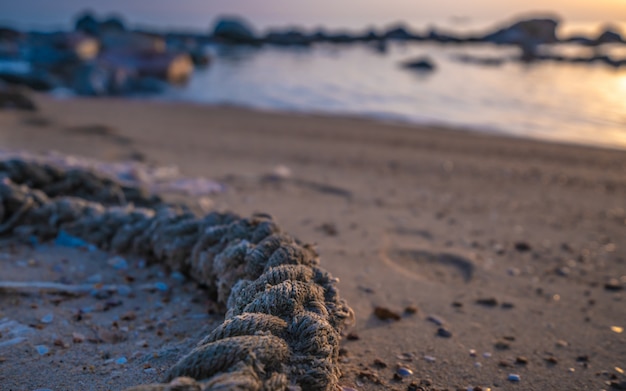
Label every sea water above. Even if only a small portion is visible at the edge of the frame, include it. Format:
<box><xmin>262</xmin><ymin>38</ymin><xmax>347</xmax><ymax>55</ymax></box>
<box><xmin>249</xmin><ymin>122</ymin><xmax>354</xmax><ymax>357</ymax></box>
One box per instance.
<box><xmin>163</xmin><ymin>38</ymin><xmax>626</xmax><ymax>150</ymax></box>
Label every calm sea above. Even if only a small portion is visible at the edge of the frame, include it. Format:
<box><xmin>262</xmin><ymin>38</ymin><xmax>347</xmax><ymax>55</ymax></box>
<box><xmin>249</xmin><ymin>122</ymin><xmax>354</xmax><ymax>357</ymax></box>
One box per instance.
<box><xmin>157</xmin><ymin>19</ymin><xmax>626</xmax><ymax>150</ymax></box>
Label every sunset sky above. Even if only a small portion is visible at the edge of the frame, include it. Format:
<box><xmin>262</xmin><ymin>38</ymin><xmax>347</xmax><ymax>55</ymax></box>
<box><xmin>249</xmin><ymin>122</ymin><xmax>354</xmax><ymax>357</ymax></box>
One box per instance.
<box><xmin>1</xmin><ymin>0</ymin><xmax>625</xmax><ymax>30</ymax></box>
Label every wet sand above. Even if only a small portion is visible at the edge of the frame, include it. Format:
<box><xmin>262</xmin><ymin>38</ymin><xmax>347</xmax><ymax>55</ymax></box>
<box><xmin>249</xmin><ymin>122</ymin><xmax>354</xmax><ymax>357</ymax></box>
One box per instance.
<box><xmin>1</xmin><ymin>95</ymin><xmax>625</xmax><ymax>390</ymax></box>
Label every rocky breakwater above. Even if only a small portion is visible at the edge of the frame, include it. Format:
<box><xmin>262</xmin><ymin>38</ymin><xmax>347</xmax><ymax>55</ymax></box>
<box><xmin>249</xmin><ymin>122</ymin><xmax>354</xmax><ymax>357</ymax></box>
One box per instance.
<box><xmin>0</xmin><ymin>11</ymin><xmax>210</xmax><ymax>96</ymax></box>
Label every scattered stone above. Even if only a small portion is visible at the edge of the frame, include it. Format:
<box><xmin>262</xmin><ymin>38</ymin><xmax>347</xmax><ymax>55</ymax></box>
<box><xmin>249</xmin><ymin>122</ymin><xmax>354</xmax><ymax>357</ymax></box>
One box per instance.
<box><xmin>144</xmin><ymin>367</ymin><xmax>157</xmax><ymax>375</ymax></box>
<box><xmin>154</xmin><ymin>282</ymin><xmax>169</xmax><ymax>292</ymax></box>
<box><xmin>426</xmin><ymin>315</ymin><xmax>445</xmax><ymax>326</ymax></box>
<box><xmin>515</xmin><ymin>356</ymin><xmax>529</xmax><ymax>365</ymax></box>
<box><xmin>404</xmin><ymin>305</ymin><xmax>418</xmax><ymax>315</ymax></box>
<box><xmin>35</xmin><ymin>345</ymin><xmax>50</xmax><ymax>355</ymax></box>
<box><xmin>436</xmin><ymin>327</ymin><xmax>453</xmax><ymax>338</ymax></box>
<box><xmin>499</xmin><ymin>360</ymin><xmax>513</xmax><ymax>368</ymax></box>
<box><xmin>407</xmin><ymin>382</ymin><xmax>419</xmax><ymax>391</ymax></box>
<box><xmin>611</xmin><ymin>326</ymin><xmax>624</xmax><ymax>334</ymax></box>
<box><xmin>451</xmin><ymin>301</ymin><xmax>463</xmax><ymax>308</ymax></box>
<box><xmin>121</xmin><ymin>310</ymin><xmax>137</xmax><ymax>321</ymax></box>
<box><xmin>372</xmin><ymin>358</ymin><xmax>387</xmax><ymax>368</ymax></box>
<box><xmin>605</xmin><ymin>279</ymin><xmax>624</xmax><ymax>291</ymax></box>
<box><xmin>396</xmin><ymin>367</ymin><xmax>414</xmax><ymax>377</ymax></box>
<box><xmin>469</xmin><ymin>349</ymin><xmax>477</xmax><ymax>357</ymax></box>
<box><xmin>494</xmin><ymin>341</ymin><xmax>510</xmax><ymax>350</ymax></box>
<box><xmin>545</xmin><ymin>356</ymin><xmax>558</xmax><ymax>364</ymax></box>
<box><xmin>374</xmin><ymin>306</ymin><xmax>401</xmax><ymax>321</ymax></box>
<box><xmin>72</xmin><ymin>332</ymin><xmax>86</xmax><ymax>343</ymax></box>
<box><xmin>40</xmin><ymin>313</ymin><xmax>54</xmax><ymax>324</ymax></box>
<box><xmin>476</xmin><ymin>298</ymin><xmax>498</xmax><ymax>307</ymax></box>
<box><xmin>482</xmin><ymin>352</ymin><xmax>492</xmax><ymax>358</ymax></box>
<box><xmin>576</xmin><ymin>355</ymin><xmax>589</xmax><ymax>363</ymax></box>
<box><xmin>508</xmin><ymin>373</ymin><xmax>521</xmax><ymax>382</ymax></box>
<box><xmin>514</xmin><ymin>242</ymin><xmax>532</xmax><ymax>252</ymax></box>
<box><xmin>358</xmin><ymin>370</ymin><xmax>382</xmax><ymax>384</ymax></box>
<box><xmin>318</xmin><ymin>222</ymin><xmax>338</xmax><ymax>236</ymax></box>
<box><xmin>347</xmin><ymin>332</ymin><xmax>360</xmax><ymax>341</ymax></box>
<box><xmin>556</xmin><ymin>339</ymin><xmax>568</xmax><ymax>347</ymax></box>
<box><xmin>424</xmin><ymin>355</ymin><xmax>436</xmax><ymax>363</ymax></box>
<box><xmin>115</xmin><ymin>356</ymin><xmax>128</xmax><ymax>365</ymax></box>
<box><xmin>401</xmin><ymin>57</ymin><xmax>436</xmax><ymax>72</ymax></box>
<box><xmin>501</xmin><ymin>302</ymin><xmax>515</xmax><ymax>309</ymax></box>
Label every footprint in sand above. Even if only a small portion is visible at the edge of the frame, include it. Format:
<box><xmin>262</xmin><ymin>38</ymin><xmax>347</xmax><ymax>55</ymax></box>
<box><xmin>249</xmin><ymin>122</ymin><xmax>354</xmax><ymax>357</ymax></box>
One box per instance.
<box><xmin>380</xmin><ymin>230</ymin><xmax>475</xmax><ymax>284</ymax></box>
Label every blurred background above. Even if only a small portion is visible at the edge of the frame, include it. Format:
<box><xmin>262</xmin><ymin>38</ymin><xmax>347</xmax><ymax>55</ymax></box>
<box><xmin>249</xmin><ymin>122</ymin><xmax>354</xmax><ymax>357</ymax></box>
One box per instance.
<box><xmin>1</xmin><ymin>0</ymin><xmax>625</xmax><ymax>148</ymax></box>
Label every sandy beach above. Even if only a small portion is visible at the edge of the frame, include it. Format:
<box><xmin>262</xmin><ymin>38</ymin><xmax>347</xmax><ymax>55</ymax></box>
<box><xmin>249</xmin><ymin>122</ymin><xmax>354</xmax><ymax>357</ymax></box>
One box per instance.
<box><xmin>1</xmin><ymin>95</ymin><xmax>625</xmax><ymax>390</ymax></box>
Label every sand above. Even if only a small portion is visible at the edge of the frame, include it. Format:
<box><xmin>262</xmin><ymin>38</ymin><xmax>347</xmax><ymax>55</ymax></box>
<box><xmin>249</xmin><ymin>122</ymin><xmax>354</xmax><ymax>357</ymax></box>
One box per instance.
<box><xmin>0</xmin><ymin>94</ymin><xmax>625</xmax><ymax>390</ymax></box>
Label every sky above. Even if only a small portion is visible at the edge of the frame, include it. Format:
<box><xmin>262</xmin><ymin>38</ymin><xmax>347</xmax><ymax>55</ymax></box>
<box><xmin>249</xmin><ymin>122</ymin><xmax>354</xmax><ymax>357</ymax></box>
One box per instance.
<box><xmin>1</xmin><ymin>0</ymin><xmax>625</xmax><ymax>31</ymax></box>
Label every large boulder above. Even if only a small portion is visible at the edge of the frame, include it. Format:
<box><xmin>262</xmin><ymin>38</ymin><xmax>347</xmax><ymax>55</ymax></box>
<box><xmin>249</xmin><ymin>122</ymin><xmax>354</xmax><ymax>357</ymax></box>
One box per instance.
<box><xmin>482</xmin><ymin>17</ymin><xmax>559</xmax><ymax>45</ymax></box>
<box><xmin>212</xmin><ymin>17</ymin><xmax>257</xmax><ymax>44</ymax></box>
<box><xmin>75</xmin><ymin>11</ymin><xmax>100</xmax><ymax>36</ymax></box>
<box><xmin>384</xmin><ymin>24</ymin><xmax>419</xmax><ymax>40</ymax></box>
<box><xmin>596</xmin><ymin>27</ymin><xmax>624</xmax><ymax>44</ymax></box>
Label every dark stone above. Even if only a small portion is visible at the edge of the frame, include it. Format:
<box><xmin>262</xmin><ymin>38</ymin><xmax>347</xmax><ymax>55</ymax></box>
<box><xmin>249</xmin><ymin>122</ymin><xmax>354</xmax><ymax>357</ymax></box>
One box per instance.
<box><xmin>212</xmin><ymin>17</ymin><xmax>257</xmax><ymax>44</ymax></box>
<box><xmin>514</xmin><ymin>242</ymin><xmax>532</xmax><ymax>252</ymax></box>
<box><xmin>374</xmin><ymin>306</ymin><xmax>401</xmax><ymax>321</ymax></box>
<box><xmin>74</xmin><ymin>11</ymin><xmax>100</xmax><ymax>36</ymax></box>
<box><xmin>481</xmin><ymin>17</ymin><xmax>560</xmax><ymax>45</ymax></box>
<box><xmin>0</xmin><ymin>83</ymin><xmax>37</xmax><ymax>110</ymax></box>
<box><xmin>475</xmin><ymin>297</ymin><xmax>498</xmax><ymax>307</ymax></box>
<box><xmin>436</xmin><ymin>327</ymin><xmax>452</xmax><ymax>338</ymax></box>
<box><xmin>401</xmin><ymin>57</ymin><xmax>436</xmax><ymax>71</ymax></box>
<box><xmin>384</xmin><ymin>25</ymin><xmax>418</xmax><ymax>40</ymax></box>
<box><xmin>596</xmin><ymin>28</ymin><xmax>624</xmax><ymax>45</ymax></box>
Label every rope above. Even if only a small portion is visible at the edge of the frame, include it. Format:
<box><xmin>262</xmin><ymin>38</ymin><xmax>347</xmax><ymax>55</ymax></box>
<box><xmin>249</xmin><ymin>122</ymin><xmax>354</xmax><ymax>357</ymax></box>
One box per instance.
<box><xmin>0</xmin><ymin>159</ymin><xmax>354</xmax><ymax>391</ymax></box>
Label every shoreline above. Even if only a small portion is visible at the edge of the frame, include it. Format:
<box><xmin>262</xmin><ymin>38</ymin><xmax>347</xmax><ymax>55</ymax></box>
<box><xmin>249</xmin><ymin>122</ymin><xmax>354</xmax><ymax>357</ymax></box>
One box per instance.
<box><xmin>38</xmin><ymin>93</ymin><xmax>626</xmax><ymax>154</ymax></box>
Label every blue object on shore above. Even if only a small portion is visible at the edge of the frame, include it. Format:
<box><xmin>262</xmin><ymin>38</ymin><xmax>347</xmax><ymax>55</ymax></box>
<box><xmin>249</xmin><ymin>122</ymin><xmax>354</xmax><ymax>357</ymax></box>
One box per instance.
<box><xmin>54</xmin><ymin>230</ymin><xmax>96</xmax><ymax>251</ymax></box>
<box><xmin>508</xmin><ymin>373</ymin><xmax>521</xmax><ymax>382</ymax></box>
<box><xmin>154</xmin><ymin>282</ymin><xmax>169</xmax><ymax>292</ymax></box>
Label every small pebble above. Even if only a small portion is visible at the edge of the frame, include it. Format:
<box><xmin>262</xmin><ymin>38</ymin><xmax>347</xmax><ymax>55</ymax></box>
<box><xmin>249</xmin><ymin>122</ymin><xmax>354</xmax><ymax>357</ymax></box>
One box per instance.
<box><xmin>426</xmin><ymin>315</ymin><xmax>445</xmax><ymax>326</ymax></box>
<box><xmin>35</xmin><ymin>345</ymin><xmax>50</xmax><ymax>356</ymax></box>
<box><xmin>107</xmin><ymin>256</ymin><xmax>129</xmax><ymax>270</ymax></box>
<box><xmin>373</xmin><ymin>306</ymin><xmax>401</xmax><ymax>321</ymax></box>
<box><xmin>436</xmin><ymin>327</ymin><xmax>452</xmax><ymax>338</ymax></box>
<box><xmin>515</xmin><ymin>356</ymin><xmax>528</xmax><ymax>365</ymax></box>
<box><xmin>469</xmin><ymin>349</ymin><xmax>477</xmax><ymax>357</ymax></box>
<box><xmin>508</xmin><ymin>374</ymin><xmax>521</xmax><ymax>382</ymax></box>
<box><xmin>424</xmin><ymin>355</ymin><xmax>436</xmax><ymax>363</ymax></box>
<box><xmin>40</xmin><ymin>313</ymin><xmax>54</xmax><ymax>324</ymax></box>
<box><xmin>476</xmin><ymin>298</ymin><xmax>498</xmax><ymax>307</ymax></box>
<box><xmin>604</xmin><ymin>279</ymin><xmax>623</xmax><ymax>291</ymax></box>
<box><xmin>404</xmin><ymin>305</ymin><xmax>418</xmax><ymax>315</ymax></box>
<box><xmin>514</xmin><ymin>242</ymin><xmax>531</xmax><ymax>252</ymax></box>
<box><xmin>115</xmin><ymin>357</ymin><xmax>128</xmax><ymax>365</ymax></box>
<box><xmin>396</xmin><ymin>367</ymin><xmax>413</xmax><ymax>377</ymax></box>
<box><xmin>483</xmin><ymin>352</ymin><xmax>492</xmax><ymax>358</ymax></box>
<box><xmin>154</xmin><ymin>282</ymin><xmax>169</xmax><ymax>292</ymax></box>
<box><xmin>143</xmin><ymin>368</ymin><xmax>157</xmax><ymax>375</ymax></box>
<box><xmin>72</xmin><ymin>332</ymin><xmax>85</xmax><ymax>343</ymax></box>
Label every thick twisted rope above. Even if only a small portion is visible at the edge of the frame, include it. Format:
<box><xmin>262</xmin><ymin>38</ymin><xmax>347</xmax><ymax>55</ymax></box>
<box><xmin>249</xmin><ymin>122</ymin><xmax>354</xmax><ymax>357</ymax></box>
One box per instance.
<box><xmin>0</xmin><ymin>159</ymin><xmax>354</xmax><ymax>391</ymax></box>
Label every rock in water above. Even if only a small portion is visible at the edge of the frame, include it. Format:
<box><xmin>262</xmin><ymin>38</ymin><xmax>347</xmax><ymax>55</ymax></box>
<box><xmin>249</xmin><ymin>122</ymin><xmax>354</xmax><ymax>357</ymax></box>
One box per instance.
<box><xmin>401</xmin><ymin>57</ymin><xmax>436</xmax><ymax>72</ymax></box>
<box><xmin>212</xmin><ymin>17</ymin><xmax>257</xmax><ymax>44</ymax></box>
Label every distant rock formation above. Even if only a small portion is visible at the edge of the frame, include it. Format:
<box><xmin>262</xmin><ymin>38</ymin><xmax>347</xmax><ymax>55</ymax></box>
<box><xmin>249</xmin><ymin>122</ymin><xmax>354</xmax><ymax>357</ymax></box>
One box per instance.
<box><xmin>212</xmin><ymin>17</ymin><xmax>257</xmax><ymax>44</ymax></box>
<box><xmin>401</xmin><ymin>56</ymin><xmax>436</xmax><ymax>71</ymax></box>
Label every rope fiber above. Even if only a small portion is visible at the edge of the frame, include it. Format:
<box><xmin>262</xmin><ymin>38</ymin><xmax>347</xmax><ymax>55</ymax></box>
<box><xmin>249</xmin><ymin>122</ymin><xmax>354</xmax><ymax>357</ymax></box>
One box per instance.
<box><xmin>0</xmin><ymin>158</ymin><xmax>354</xmax><ymax>391</ymax></box>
